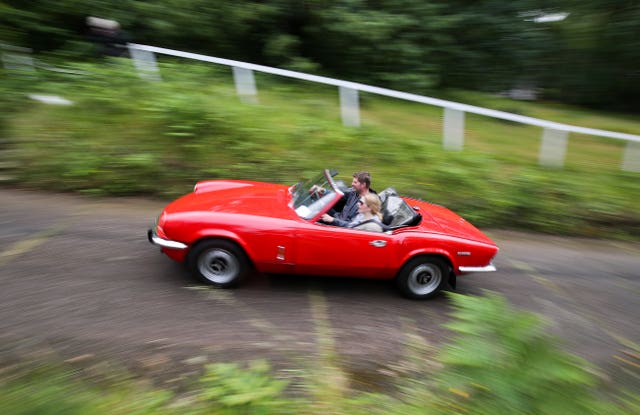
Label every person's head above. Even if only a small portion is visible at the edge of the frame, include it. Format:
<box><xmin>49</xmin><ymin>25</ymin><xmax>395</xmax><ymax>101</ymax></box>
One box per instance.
<box><xmin>358</xmin><ymin>193</ymin><xmax>382</xmax><ymax>219</ymax></box>
<box><xmin>351</xmin><ymin>171</ymin><xmax>371</xmax><ymax>194</ymax></box>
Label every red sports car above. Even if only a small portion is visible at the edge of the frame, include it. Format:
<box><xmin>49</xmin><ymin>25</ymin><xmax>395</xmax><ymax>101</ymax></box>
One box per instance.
<box><xmin>148</xmin><ymin>169</ymin><xmax>498</xmax><ymax>299</ymax></box>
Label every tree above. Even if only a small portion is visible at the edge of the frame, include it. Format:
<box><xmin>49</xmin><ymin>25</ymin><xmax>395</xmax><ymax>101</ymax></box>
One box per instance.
<box><xmin>2</xmin><ymin>0</ymin><xmax>638</xmax><ymax>112</ymax></box>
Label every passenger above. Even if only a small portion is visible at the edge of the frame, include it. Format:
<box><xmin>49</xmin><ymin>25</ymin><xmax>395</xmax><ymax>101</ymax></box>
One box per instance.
<box><xmin>349</xmin><ymin>193</ymin><xmax>384</xmax><ymax>232</ymax></box>
<box><xmin>321</xmin><ymin>171</ymin><xmax>374</xmax><ymax>227</ymax></box>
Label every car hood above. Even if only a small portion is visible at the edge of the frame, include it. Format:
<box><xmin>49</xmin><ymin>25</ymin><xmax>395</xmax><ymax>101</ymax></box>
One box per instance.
<box><xmin>163</xmin><ymin>180</ymin><xmax>291</xmax><ymax>217</ymax></box>
<box><xmin>420</xmin><ymin>202</ymin><xmax>496</xmax><ymax>246</ymax></box>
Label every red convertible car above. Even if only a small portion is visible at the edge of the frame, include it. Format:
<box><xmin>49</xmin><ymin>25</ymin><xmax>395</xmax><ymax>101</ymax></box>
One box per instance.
<box><xmin>148</xmin><ymin>169</ymin><xmax>498</xmax><ymax>299</ymax></box>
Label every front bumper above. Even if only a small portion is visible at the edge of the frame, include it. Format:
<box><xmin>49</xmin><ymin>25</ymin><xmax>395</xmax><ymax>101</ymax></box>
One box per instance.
<box><xmin>147</xmin><ymin>228</ymin><xmax>188</xmax><ymax>250</ymax></box>
<box><xmin>458</xmin><ymin>263</ymin><xmax>497</xmax><ymax>273</ymax></box>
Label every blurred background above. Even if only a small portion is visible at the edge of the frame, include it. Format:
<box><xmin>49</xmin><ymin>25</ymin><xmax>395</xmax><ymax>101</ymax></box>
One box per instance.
<box><xmin>0</xmin><ymin>0</ymin><xmax>640</xmax><ymax>238</ymax></box>
<box><xmin>1</xmin><ymin>2</ymin><xmax>639</xmax><ymax>414</ymax></box>
<box><xmin>2</xmin><ymin>0</ymin><xmax>639</xmax><ymax>111</ymax></box>
<box><xmin>1</xmin><ymin>0</ymin><xmax>639</xmax><ymax>239</ymax></box>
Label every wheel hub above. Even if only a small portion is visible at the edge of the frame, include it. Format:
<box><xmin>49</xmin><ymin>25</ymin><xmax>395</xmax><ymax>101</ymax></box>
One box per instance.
<box><xmin>417</xmin><ymin>273</ymin><xmax>433</xmax><ymax>285</ymax></box>
<box><xmin>198</xmin><ymin>249</ymin><xmax>239</xmax><ymax>284</ymax></box>
<box><xmin>408</xmin><ymin>263</ymin><xmax>442</xmax><ymax>296</ymax></box>
<box><xmin>209</xmin><ymin>258</ymin><xmax>227</xmax><ymax>274</ymax></box>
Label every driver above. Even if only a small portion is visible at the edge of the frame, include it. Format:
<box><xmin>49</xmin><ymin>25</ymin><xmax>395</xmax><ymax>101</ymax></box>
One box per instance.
<box><xmin>321</xmin><ymin>171</ymin><xmax>374</xmax><ymax>227</ymax></box>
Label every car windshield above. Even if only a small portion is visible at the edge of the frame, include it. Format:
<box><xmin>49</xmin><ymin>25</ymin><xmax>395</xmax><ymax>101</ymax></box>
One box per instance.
<box><xmin>291</xmin><ymin>170</ymin><xmax>342</xmax><ymax>220</ymax></box>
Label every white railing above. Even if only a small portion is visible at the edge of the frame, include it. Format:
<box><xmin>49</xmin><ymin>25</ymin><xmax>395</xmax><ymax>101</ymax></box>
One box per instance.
<box><xmin>127</xmin><ymin>43</ymin><xmax>640</xmax><ymax>172</ymax></box>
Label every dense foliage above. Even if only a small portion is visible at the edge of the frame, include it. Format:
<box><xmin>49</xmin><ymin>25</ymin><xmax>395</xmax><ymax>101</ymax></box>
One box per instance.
<box><xmin>1</xmin><ymin>293</ymin><xmax>639</xmax><ymax>414</ymax></box>
<box><xmin>2</xmin><ymin>60</ymin><xmax>639</xmax><ymax>239</ymax></box>
<box><xmin>2</xmin><ymin>0</ymin><xmax>638</xmax><ymax>112</ymax></box>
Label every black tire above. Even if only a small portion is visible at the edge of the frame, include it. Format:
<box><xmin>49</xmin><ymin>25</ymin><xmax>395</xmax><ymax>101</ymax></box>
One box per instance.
<box><xmin>187</xmin><ymin>239</ymin><xmax>250</xmax><ymax>288</ymax></box>
<box><xmin>396</xmin><ymin>256</ymin><xmax>449</xmax><ymax>299</ymax></box>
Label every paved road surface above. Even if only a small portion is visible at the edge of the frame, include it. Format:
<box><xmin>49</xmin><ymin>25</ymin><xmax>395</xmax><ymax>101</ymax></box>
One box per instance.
<box><xmin>1</xmin><ymin>188</ymin><xmax>638</xmax><ymax>389</ymax></box>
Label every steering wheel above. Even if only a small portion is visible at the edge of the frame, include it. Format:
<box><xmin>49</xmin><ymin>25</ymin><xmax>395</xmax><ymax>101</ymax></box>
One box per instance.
<box><xmin>309</xmin><ymin>186</ymin><xmax>325</xmax><ymax>200</ymax></box>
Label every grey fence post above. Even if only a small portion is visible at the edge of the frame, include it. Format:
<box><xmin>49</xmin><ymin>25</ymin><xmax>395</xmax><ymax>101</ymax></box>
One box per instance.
<box><xmin>622</xmin><ymin>141</ymin><xmax>640</xmax><ymax>172</ymax></box>
<box><xmin>1</xmin><ymin>43</ymin><xmax>35</xmax><ymax>73</ymax></box>
<box><xmin>443</xmin><ymin>108</ymin><xmax>465</xmax><ymax>150</ymax></box>
<box><xmin>233</xmin><ymin>67</ymin><xmax>258</xmax><ymax>103</ymax></box>
<box><xmin>128</xmin><ymin>44</ymin><xmax>161</xmax><ymax>81</ymax></box>
<box><xmin>339</xmin><ymin>86</ymin><xmax>360</xmax><ymax>127</ymax></box>
<box><xmin>539</xmin><ymin>128</ymin><xmax>568</xmax><ymax>167</ymax></box>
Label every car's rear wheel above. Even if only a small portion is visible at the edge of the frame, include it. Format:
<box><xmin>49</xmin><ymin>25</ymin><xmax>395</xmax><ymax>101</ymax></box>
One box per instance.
<box><xmin>188</xmin><ymin>239</ymin><xmax>250</xmax><ymax>287</ymax></box>
<box><xmin>396</xmin><ymin>256</ymin><xmax>448</xmax><ymax>299</ymax></box>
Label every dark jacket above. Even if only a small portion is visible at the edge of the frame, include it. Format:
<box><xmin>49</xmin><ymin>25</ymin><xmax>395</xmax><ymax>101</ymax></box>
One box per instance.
<box><xmin>331</xmin><ymin>189</ymin><xmax>361</xmax><ymax>227</ymax></box>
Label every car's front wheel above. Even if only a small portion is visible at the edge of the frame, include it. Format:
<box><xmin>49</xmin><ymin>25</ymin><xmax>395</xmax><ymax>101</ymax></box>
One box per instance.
<box><xmin>188</xmin><ymin>239</ymin><xmax>250</xmax><ymax>287</ymax></box>
<box><xmin>396</xmin><ymin>256</ymin><xmax>449</xmax><ymax>299</ymax></box>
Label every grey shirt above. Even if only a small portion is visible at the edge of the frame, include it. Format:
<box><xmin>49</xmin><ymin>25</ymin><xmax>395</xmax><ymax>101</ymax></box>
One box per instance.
<box><xmin>349</xmin><ymin>215</ymin><xmax>384</xmax><ymax>232</ymax></box>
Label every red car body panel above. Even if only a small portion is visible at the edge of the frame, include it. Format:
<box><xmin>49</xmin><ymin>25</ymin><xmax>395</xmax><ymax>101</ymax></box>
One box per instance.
<box><xmin>151</xmin><ymin>176</ymin><xmax>498</xmax><ymax>281</ymax></box>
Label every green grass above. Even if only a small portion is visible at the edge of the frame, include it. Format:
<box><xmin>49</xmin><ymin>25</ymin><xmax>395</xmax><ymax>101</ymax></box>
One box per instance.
<box><xmin>2</xmin><ymin>293</ymin><xmax>639</xmax><ymax>415</ymax></box>
<box><xmin>2</xmin><ymin>57</ymin><xmax>639</xmax><ymax>239</ymax></box>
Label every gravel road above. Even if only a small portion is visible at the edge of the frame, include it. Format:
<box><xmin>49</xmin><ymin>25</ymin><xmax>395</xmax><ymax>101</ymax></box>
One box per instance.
<box><xmin>1</xmin><ymin>188</ymin><xmax>638</xmax><ymax>390</ymax></box>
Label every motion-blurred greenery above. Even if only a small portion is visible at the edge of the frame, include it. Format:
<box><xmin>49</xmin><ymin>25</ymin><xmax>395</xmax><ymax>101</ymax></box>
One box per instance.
<box><xmin>3</xmin><ymin>1</ymin><xmax>639</xmax><ymax>112</ymax></box>
<box><xmin>1</xmin><ymin>58</ymin><xmax>639</xmax><ymax>239</ymax></box>
<box><xmin>1</xmin><ymin>292</ymin><xmax>638</xmax><ymax>414</ymax></box>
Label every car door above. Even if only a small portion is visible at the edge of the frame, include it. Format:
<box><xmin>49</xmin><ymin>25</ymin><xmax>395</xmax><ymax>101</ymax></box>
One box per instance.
<box><xmin>293</xmin><ymin>222</ymin><xmax>394</xmax><ymax>278</ymax></box>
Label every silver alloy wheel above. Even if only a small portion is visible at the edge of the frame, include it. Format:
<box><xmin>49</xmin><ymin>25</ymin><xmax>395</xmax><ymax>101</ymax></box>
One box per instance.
<box><xmin>197</xmin><ymin>248</ymin><xmax>239</xmax><ymax>285</ymax></box>
<box><xmin>407</xmin><ymin>263</ymin><xmax>442</xmax><ymax>296</ymax></box>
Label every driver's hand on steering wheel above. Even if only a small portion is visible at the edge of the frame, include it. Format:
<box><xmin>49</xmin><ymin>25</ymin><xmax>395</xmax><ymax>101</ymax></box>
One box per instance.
<box><xmin>321</xmin><ymin>214</ymin><xmax>334</xmax><ymax>223</ymax></box>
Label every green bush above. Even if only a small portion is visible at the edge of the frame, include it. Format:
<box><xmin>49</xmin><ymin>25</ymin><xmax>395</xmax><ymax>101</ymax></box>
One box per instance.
<box><xmin>435</xmin><ymin>292</ymin><xmax>602</xmax><ymax>415</ymax></box>
<box><xmin>194</xmin><ymin>360</ymin><xmax>294</xmax><ymax>414</ymax></box>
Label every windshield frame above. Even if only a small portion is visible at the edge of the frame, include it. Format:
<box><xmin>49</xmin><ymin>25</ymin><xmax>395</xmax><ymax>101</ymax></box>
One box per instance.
<box><xmin>290</xmin><ymin>169</ymin><xmax>344</xmax><ymax>220</ymax></box>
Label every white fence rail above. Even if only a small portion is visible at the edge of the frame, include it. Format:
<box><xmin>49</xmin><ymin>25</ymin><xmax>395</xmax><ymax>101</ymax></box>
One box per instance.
<box><xmin>127</xmin><ymin>43</ymin><xmax>639</xmax><ymax>172</ymax></box>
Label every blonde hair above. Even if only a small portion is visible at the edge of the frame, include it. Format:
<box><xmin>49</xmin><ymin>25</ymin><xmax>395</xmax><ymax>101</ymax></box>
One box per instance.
<box><xmin>363</xmin><ymin>193</ymin><xmax>383</xmax><ymax>220</ymax></box>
